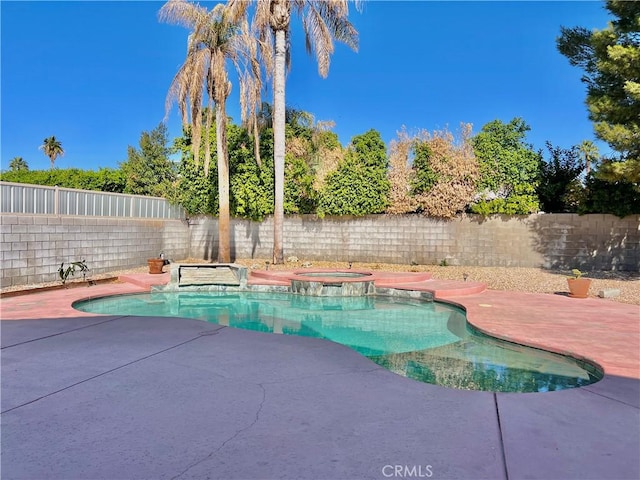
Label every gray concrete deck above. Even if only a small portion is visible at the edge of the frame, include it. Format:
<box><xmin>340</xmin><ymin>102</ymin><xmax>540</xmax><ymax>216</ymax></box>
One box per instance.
<box><xmin>2</xmin><ymin>313</ymin><xmax>638</xmax><ymax>480</ymax></box>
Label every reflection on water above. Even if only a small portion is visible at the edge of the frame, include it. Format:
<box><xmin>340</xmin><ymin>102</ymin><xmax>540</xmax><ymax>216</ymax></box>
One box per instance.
<box><xmin>74</xmin><ymin>292</ymin><xmax>602</xmax><ymax>393</ymax></box>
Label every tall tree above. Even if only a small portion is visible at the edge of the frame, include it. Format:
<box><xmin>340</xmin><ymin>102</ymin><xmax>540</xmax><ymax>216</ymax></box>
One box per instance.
<box><xmin>160</xmin><ymin>0</ymin><xmax>260</xmax><ymax>263</ymax></box>
<box><xmin>557</xmin><ymin>0</ymin><xmax>640</xmax><ymax>183</ymax></box>
<box><xmin>537</xmin><ymin>142</ymin><xmax>584</xmax><ymax>213</ymax></box>
<box><xmin>120</xmin><ymin>123</ymin><xmax>176</xmax><ymax>197</ymax></box>
<box><xmin>8</xmin><ymin>157</ymin><xmax>29</xmax><ymax>172</ymax></box>
<box><xmin>39</xmin><ymin>136</ymin><xmax>64</xmax><ymax>169</ymax></box>
<box><xmin>318</xmin><ymin>129</ymin><xmax>389</xmax><ymax>216</ymax></box>
<box><xmin>228</xmin><ymin>0</ymin><xmax>360</xmax><ymax>264</ymax></box>
<box><xmin>471</xmin><ymin>118</ymin><xmax>541</xmax><ymax>215</ymax></box>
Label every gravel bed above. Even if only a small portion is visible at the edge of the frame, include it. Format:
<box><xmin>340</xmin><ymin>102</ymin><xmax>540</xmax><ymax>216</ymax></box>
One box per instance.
<box><xmin>2</xmin><ymin>258</ymin><xmax>638</xmax><ymax>306</ymax></box>
<box><xmin>233</xmin><ymin>258</ymin><xmax>640</xmax><ymax>306</ymax></box>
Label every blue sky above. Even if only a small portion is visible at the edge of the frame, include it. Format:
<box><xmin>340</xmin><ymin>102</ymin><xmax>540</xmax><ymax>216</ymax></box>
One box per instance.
<box><xmin>1</xmin><ymin>1</ymin><xmax>612</xmax><ymax>172</ymax></box>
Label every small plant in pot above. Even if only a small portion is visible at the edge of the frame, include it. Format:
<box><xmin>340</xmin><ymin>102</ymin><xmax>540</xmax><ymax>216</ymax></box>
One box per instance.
<box><xmin>567</xmin><ymin>269</ymin><xmax>592</xmax><ymax>298</ymax></box>
<box><xmin>148</xmin><ymin>253</ymin><xmax>167</xmax><ymax>274</ymax></box>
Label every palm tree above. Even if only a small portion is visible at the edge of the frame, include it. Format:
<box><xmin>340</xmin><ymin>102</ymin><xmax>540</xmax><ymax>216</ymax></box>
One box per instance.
<box><xmin>8</xmin><ymin>157</ymin><xmax>29</xmax><ymax>172</ymax></box>
<box><xmin>160</xmin><ymin>0</ymin><xmax>261</xmax><ymax>263</ymax></box>
<box><xmin>578</xmin><ymin>140</ymin><xmax>600</xmax><ymax>176</ymax></box>
<box><xmin>228</xmin><ymin>0</ymin><xmax>360</xmax><ymax>264</ymax></box>
<box><xmin>39</xmin><ymin>136</ymin><xmax>64</xmax><ymax>169</ymax></box>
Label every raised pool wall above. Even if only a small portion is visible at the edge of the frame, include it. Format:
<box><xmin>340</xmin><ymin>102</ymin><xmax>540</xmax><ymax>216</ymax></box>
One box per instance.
<box><xmin>1</xmin><ymin>213</ymin><xmax>638</xmax><ymax>288</ymax></box>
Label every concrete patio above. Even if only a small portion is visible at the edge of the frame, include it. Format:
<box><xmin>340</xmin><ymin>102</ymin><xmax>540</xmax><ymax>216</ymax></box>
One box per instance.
<box><xmin>1</xmin><ymin>271</ymin><xmax>638</xmax><ymax>479</ymax></box>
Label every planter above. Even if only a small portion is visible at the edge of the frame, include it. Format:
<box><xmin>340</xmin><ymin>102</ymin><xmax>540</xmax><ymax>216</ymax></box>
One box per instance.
<box><xmin>148</xmin><ymin>258</ymin><xmax>165</xmax><ymax>274</ymax></box>
<box><xmin>567</xmin><ymin>278</ymin><xmax>591</xmax><ymax>298</ymax></box>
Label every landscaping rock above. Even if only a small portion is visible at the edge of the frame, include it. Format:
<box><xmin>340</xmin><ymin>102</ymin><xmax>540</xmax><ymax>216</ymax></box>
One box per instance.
<box><xmin>598</xmin><ymin>288</ymin><xmax>621</xmax><ymax>299</ymax></box>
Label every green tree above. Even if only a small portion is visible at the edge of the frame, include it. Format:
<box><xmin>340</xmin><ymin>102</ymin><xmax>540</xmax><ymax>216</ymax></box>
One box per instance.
<box><xmin>160</xmin><ymin>0</ymin><xmax>260</xmax><ymax>262</ymax></box>
<box><xmin>537</xmin><ymin>142</ymin><xmax>584</xmax><ymax>213</ymax></box>
<box><xmin>8</xmin><ymin>157</ymin><xmax>29</xmax><ymax>172</ymax></box>
<box><xmin>318</xmin><ymin>129</ymin><xmax>389</xmax><ymax>216</ymax></box>
<box><xmin>557</xmin><ymin>0</ymin><xmax>640</xmax><ymax>183</ymax></box>
<box><xmin>173</xmin><ymin>155</ymin><xmax>217</xmax><ymax>215</ymax></box>
<box><xmin>284</xmin><ymin>153</ymin><xmax>317</xmax><ymax>214</ymax></box>
<box><xmin>170</xmin><ymin>118</ymin><xmax>273</xmax><ymax>219</ymax></box>
<box><xmin>579</xmin><ymin>174</ymin><xmax>640</xmax><ymax>217</ymax></box>
<box><xmin>39</xmin><ymin>136</ymin><xmax>64</xmax><ymax>169</ymax></box>
<box><xmin>228</xmin><ymin>0</ymin><xmax>360</xmax><ymax>263</ymax></box>
<box><xmin>471</xmin><ymin>118</ymin><xmax>541</xmax><ymax>214</ymax></box>
<box><xmin>120</xmin><ymin>123</ymin><xmax>176</xmax><ymax>197</ymax></box>
<box><xmin>229</xmin><ymin>123</ymin><xmax>273</xmax><ymax>220</ymax></box>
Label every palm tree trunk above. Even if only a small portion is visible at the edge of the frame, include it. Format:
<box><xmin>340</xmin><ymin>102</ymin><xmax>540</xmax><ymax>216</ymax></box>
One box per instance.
<box><xmin>253</xmin><ymin>121</ymin><xmax>262</xmax><ymax>167</ymax></box>
<box><xmin>192</xmin><ymin>121</ymin><xmax>202</xmax><ymax>170</ymax></box>
<box><xmin>216</xmin><ymin>100</ymin><xmax>231</xmax><ymax>263</ymax></box>
<box><xmin>204</xmin><ymin>98</ymin><xmax>214</xmax><ymax>178</ymax></box>
<box><xmin>272</xmin><ymin>28</ymin><xmax>286</xmax><ymax>265</ymax></box>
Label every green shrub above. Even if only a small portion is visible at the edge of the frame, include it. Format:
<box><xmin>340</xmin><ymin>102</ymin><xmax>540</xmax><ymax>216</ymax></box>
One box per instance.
<box><xmin>578</xmin><ymin>175</ymin><xmax>640</xmax><ymax>217</ymax></box>
<box><xmin>317</xmin><ymin>130</ymin><xmax>389</xmax><ymax>216</ymax></box>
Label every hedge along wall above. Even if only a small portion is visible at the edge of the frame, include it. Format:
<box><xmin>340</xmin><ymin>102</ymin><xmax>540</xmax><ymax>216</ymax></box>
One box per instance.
<box><xmin>0</xmin><ymin>215</ymin><xmax>190</xmax><ymax>288</ymax></box>
<box><xmin>189</xmin><ymin>213</ymin><xmax>640</xmax><ymax>271</ymax></box>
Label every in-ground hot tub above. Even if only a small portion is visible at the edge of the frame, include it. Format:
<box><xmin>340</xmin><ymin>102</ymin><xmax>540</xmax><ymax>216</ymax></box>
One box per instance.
<box><xmin>250</xmin><ymin>268</ymin><xmax>434</xmax><ymax>297</ymax></box>
<box><xmin>290</xmin><ymin>270</ymin><xmax>375</xmax><ymax>297</ymax></box>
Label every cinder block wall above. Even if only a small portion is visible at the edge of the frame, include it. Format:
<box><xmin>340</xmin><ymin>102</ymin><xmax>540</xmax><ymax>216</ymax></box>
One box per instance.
<box><xmin>0</xmin><ymin>215</ymin><xmax>190</xmax><ymax>288</ymax></box>
<box><xmin>2</xmin><ymin>213</ymin><xmax>638</xmax><ymax>288</ymax></box>
<box><xmin>189</xmin><ymin>214</ymin><xmax>640</xmax><ymax>271</ymax></box>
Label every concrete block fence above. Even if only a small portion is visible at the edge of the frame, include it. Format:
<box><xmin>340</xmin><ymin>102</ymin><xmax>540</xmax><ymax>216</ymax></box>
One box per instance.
<box><xmin>189</xmin><ymin>213</ymin><xmax>640</xmax><ymax>272</ymax></box>
<box><xmin>1</xmin><ymin>213</ymin><xmax>639</xmax><ymax>288</ymax></box>
<box><xmin>0</xmin><ymin>215</ymin><xmax>190</xmax><ymax>288</ymax></box>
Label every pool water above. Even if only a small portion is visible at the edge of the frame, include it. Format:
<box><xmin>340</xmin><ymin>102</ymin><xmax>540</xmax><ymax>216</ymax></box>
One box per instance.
<box><xmin>74</xmin><ymin>292</ymin><xmax>602</xmax><ymax>393</ymax></box>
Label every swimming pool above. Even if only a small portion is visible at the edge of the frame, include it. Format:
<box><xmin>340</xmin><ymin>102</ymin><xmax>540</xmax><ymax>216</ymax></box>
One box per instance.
<box><xmin>74</xmin><ymin>291</ymin><xmax>602</xmax><ymax>393</ymax></box>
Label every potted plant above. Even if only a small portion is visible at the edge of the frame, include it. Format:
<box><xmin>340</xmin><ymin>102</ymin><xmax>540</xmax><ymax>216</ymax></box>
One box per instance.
<box><xmin>148</xmin><ymin>257</ymin><xmax>165</xmax><ymax>274</ymax></box>
<box><xmin>567</xmin><ymin>269</ymin><xmax>591</xmax><ymax>298</ymax></box>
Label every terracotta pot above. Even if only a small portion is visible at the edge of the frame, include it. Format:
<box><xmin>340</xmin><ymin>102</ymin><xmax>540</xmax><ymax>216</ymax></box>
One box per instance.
<box><xmin>567</xmin><ymin>278</ymin><xmax>591</xmax><ymax>298</ymax></box>
<box><xmin>148</xmin><ymin>258</ymin><xmax>165</xmax><ymax>274</ymax></box>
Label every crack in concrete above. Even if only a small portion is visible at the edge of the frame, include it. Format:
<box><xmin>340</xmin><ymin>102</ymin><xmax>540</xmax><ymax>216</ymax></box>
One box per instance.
<box><xmin>1</xmin><ymin>330</ymin><xmax>220</xmax><ymax>415</ymax></box>
<box><xmin>170</xmin><ymin>383</ymin><xmax>267</xmax><ymax>480</ymax></box>
<box><xmin>494</xmin><ymin>393</ymin><xmax>510</xmax><ymax>480</ymax></box>
<box><xmin>197</xmin><ymin>325</ymin><xmax>227</xmax><ymax>336</ymax></box>
<box><xmin>582</xmin><ymin>386</ymin><xmax>640</xmax><ymax>410</ymax></box>
<box><xmin>1</xmin><ymin>315</ymin><xmax>130</xmax><ymax>349</ymax></box>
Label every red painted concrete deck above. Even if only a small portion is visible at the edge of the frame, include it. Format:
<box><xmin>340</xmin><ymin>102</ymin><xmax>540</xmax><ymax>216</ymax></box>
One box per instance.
<box><xmin>1</xmin><ymin>270</ymin><xmax>638</xmax><ymax>381</ymax></box>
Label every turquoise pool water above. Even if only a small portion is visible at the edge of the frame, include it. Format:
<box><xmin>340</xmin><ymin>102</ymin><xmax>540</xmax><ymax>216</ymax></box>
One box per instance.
<box><xmin>74</xmin><ymin>291</ymin><xmax>602</xmax><ymax>393</ymax></box>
